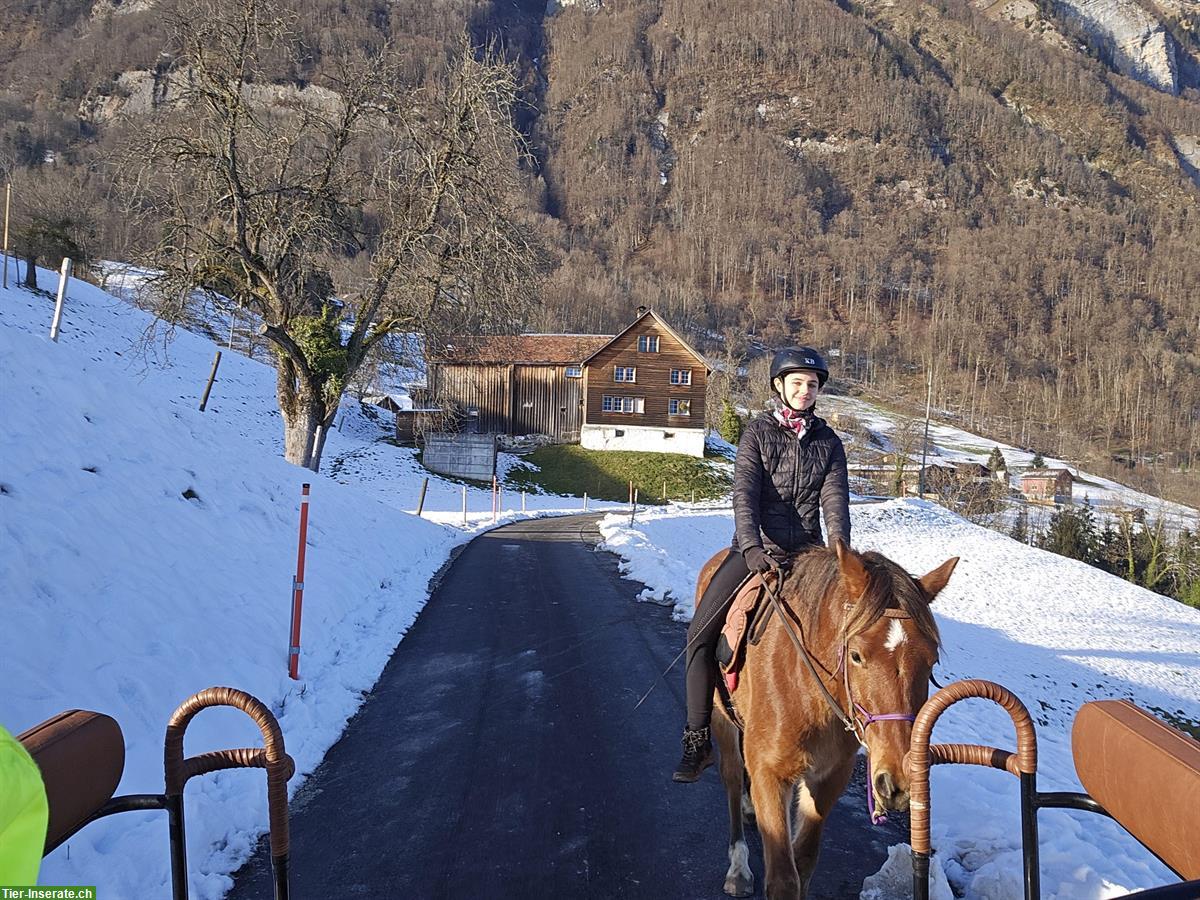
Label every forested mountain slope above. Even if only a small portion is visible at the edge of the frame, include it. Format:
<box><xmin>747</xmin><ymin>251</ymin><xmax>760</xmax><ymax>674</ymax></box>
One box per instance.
<box><xmin>2</xmin><ymin>0</ymin><xmax>1197</xmax><ymax>503</ymax></box>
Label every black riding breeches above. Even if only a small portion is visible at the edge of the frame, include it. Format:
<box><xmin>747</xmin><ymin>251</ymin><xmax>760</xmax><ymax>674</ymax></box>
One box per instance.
<box><xmin>684</xmin><ymin>549</ymin><xmax>752</xmax><ymax>730</ymax></box>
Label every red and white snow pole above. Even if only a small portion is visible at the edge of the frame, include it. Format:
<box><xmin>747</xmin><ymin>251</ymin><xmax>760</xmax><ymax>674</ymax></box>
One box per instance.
<box><xmin>288</xmin><ymin>483</ymin><xmax>311</xmax><ymax>680</ymax></box>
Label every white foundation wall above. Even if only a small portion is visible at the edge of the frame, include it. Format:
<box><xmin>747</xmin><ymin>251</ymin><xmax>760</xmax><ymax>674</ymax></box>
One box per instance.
<box><xmin>580</xmin><ymin>423</ymin><xmax>706</xmax><ymax>457</ymax></box>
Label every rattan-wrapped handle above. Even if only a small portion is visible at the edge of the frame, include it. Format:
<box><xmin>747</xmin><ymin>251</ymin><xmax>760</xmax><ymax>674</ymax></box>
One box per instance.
<box><xmin>904</xmin><ymin>679</ymin><xmax>1037</xmax><ymax>855</ymax></box>
<box><xmin>164</xmin><ymin>686</ymin><xmax>293</xmax><ymax>859</ymax></box>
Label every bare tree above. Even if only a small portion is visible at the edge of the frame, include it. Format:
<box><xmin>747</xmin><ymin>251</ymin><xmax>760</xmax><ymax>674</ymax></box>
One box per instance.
<box><xmin>8</xmin><ymin>165</ymin><xmax>98</xmax><ymax>290</ymax></box>
<box><xmin>121</xmin><ymin>0</ymin><xmax>541</xmax><ymax>469</ymax></box>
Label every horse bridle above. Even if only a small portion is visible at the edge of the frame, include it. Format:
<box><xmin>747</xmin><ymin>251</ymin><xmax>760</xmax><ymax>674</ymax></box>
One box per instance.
<box><xmin>762</xmin><ymin>577</ymin><xmax>917</xmax><ymax>825</ymax></box>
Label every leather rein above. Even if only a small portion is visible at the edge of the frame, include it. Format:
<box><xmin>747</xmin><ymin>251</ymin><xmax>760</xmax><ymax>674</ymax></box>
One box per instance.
<box><xmin>761</xmin><ymin>575</ymin><xmax>916</xmax><ymax>825</ymax></box>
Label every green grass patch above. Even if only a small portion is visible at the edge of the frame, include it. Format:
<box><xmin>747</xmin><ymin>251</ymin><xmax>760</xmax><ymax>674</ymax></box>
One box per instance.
<box><xmin>505</xmin><ymin>444</ymin><xmax>732</xmax><ymax>504</ymax></box>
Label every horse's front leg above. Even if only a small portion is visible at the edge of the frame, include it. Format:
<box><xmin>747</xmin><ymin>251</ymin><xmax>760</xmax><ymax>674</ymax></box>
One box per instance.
<box><xmin>791</xmin><ymin>754</ymin><xmax>857</xmax><ymax>895</ymax></box>
<box><xmin>746</xmin><ymin>757</ymin><xmax>801</xmax><ymax>899</ymax></box>
<box><xmin>713</xmin><ymin>711</ymin><xmax>753</xmax><ymax>897</ymax></box>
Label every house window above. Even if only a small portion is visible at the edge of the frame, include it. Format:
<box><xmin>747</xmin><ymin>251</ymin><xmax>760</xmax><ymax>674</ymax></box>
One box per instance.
<box><xmin>565</xmin><ymin>366</ymin><xmax>582</xmax><ymax>378</ymax></box>
<box><xmin>670</xmin><ymin>368</ymin><xmax>691</xmax><ymax>385</ymax></box>
<box><xmin>637</xmin><ymin>335</ymin><xmax>659</xmax><ymax>352</ymax></box>
<box><xmin>614</xmin><ymin>366</ymin><xmax>636</xmax><ymax>382</ymax></box>
<box><xmin>603</xmin><ymin>395</ymin><xmax>645</xmax><ymax>414</ymax></box>
<box><xmin>669</xmin><ymin>399</ymin><xmax>691</xmax><ymax>416</ymax></box>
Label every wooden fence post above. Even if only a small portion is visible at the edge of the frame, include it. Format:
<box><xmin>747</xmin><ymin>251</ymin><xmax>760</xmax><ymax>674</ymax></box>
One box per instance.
<box><xmin>199</xmin><ymin>350</ymin><xmax>222</xmax><ymax>411</ymax></box>
<box><xmin>416</xmin><ymin>477</ymin><xmax>429</xmax><ymax>517</ymax></box>
<box><xmin>49</xmin><ymin>258</ymin><xmax>72</xmax><ymax>341</ymax></box>
<box><xmin>583</xmin><ymin>492</ymin><xmax>589</xmax><ymax>511</ymax></box>
<box><xmin>310</xmin><ymin>426</ymin><xmax>323</xmax><ymax>472</ymax></box>
<box><xmin>2</xmin><ymin>183</ymin><xmax>10</xmax><ymax>291</ymax></box>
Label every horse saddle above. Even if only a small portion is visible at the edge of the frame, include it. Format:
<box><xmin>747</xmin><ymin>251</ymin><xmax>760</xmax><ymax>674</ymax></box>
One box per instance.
<box><xmin>712</xmin><ymin>573</ymin><xmax>777</xmax><ymax>693</ymax></box>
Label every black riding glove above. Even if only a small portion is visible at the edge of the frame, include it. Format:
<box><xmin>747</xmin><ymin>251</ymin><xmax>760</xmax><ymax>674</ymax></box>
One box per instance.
<box><xmin>743</xmin><ymin>547</ymin><xmax>781</xmax><ymax>575</ymax></box>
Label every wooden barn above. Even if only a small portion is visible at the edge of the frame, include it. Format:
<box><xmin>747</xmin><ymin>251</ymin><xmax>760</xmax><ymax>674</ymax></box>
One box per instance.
<box><xmin>579</xmin><ymin>309</ymin><xmax>709</xmax><ymax>458</ymax></box>
<box><xmin>427</xmin><ymin>334</ymin><xmax>613</xmax><ymax>442</ymax></box>
<box><xmin>1020</xmin><ymin>468</ymin><xmax>1074</xmax><ymax>505</ymax></box>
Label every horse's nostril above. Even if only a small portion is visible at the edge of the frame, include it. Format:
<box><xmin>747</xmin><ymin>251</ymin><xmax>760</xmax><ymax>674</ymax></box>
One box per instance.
<box><xmin>873</xmin><ymin>771</ymin><xmax>897</xmax><ymax>802</ymax></box>
<box><xmin>872</xmin><ymin>771</ymin><xmax>913</xmax><ymax>812</ymax></box>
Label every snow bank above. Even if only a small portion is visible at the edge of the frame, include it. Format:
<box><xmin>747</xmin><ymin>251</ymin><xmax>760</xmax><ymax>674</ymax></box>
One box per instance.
<box><xmin>0</xmin><ymin>270</ymin><xmax>531</xmax><ymax>898</ymax></box>
<box><xmin>597</xmin><ymin>501</ymin><xmax>1200</xmax><ymax>898</ymax></box>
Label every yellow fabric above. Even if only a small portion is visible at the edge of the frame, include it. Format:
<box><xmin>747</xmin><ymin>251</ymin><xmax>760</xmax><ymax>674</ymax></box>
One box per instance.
<box><xmin>0</xmin><ymin>724</ymin><xmax>49</xmax><ymax>884</ymax></box>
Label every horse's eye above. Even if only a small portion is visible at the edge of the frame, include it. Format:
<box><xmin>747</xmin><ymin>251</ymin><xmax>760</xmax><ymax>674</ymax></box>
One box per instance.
<box><xmin>850</xmin><ymin>650</ymin><xmax>864</xmax><ymax>666</ymax></box>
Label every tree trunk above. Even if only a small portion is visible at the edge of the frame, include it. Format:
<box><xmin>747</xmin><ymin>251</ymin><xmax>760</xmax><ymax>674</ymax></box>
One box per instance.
<box><xmin>281</xmin><ymin>401</ymin><xmax>321</xmax><ymax>468</ymax></box>
<box><xmin>277</xmin><ymin>365</ymin><xmax>323</xmax><ymax>468</ymax></box>
<box><xmin>22</xmin><ymin>255</ymin><xmax>37</xmax><ymax>290</ymax></box>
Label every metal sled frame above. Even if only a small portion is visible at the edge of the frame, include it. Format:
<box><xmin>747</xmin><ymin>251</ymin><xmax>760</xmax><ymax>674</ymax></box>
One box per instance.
<box><xmin>20</xmin><ymin>686</ymin><xmax>293</xmax><ymax>900</ymax></box>
<box><xmin>905</xmin><ymin>679</ymin><xmax>1200</xmax><ymax>900</ymax></box>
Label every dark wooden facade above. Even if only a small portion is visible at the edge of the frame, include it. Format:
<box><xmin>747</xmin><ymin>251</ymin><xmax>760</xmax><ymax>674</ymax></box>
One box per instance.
<box><xmin>582</xmin><ymin>310</ymin><xmax>708</xmax><ymax>429</ymax></box>
<box><xmin>427</xmin><ymin>335</ymin><xmax>611</xmax><ymax>440</ymax></box>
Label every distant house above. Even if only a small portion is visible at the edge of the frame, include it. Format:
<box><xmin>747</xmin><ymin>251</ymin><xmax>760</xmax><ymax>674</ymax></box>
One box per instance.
<box><xmin>362</xmin><ymin>393</ymin><xmax>409</xmax><ymax>415</ymax></box>
<box><xmin>579</xmin><ymin>309</ymin><xmax>710</xmax><ymax>458</ymax></box>
<box><xmin>1020</xmin><ymin>468</ymin><xmax>1074</xmax><ymax>505</ymax></box>
<box><xmin>427</xmin><ymin>333</ymin><xmax>613</xmax><ymax>442</ymax></box>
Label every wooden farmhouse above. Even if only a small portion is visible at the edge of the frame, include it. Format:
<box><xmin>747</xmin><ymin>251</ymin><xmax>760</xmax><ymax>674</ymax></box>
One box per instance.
<box><xmin>579</xmin><ymin>309</ymin><xmax>710</xmax><ymax>457</ymax></box>
<box><xmin>1020</xmin><ymin>468</ymin><xmax>1074</xmax><ymax>505</ymax></box>
<box><xmin>426</xmin><ymin>309</ymin><xmax>710</xmax><ymax>456</ymax></box>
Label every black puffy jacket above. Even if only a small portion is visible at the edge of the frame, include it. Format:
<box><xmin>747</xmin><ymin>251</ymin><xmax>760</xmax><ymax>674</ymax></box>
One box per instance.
<box><xmin>731</xmin><ymin>410</ymin><xmax>851</xmax><ymax>554</ymax></box>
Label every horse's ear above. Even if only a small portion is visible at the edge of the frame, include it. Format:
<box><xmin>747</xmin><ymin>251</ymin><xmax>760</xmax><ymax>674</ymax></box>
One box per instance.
<box><xmin>918</xmin><ymin>557</ymin><xmax>959</xmax><ymax>602</ymax></box>
<box><xmin>834</xmin><ymin>540</ymin><xmax>869</xmax><ymax>600</ymax></box>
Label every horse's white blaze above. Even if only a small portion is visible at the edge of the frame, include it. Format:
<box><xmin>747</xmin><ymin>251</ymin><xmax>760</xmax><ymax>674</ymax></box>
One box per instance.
<box><xmin>885</xmin><ymin>618</ymin><xmax>907</xmax><ymax>652</ymax></box>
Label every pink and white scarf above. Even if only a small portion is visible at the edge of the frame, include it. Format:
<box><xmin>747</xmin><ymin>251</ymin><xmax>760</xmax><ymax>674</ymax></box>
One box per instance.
<box><xmin>773</xmin><ymin>405</ymin><xmax>813</xmax><ymax>439</ymax></box>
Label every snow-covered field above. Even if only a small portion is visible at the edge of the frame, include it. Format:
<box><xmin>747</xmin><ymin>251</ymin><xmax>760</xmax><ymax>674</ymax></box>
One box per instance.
<box><xmin>597</xmin><ymin>503</ymin><xmax>1200</xmax><ymax>898</ymax></box>
<box><xmin>0</xmin><ymin>268</ymin><xmax>615</xmax><ymax>898</ymax></box>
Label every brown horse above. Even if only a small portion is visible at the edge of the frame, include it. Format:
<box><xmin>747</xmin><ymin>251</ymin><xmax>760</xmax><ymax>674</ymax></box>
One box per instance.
<box><xmin>696</xmin><ymin>541</ymin><xmax>958</xmax><ymax>899</ymax></box>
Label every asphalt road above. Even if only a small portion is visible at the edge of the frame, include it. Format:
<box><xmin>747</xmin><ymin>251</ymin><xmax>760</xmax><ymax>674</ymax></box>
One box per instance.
<box><xmin>227</xmin><ymin>514</ymin><xmax>906</xmax><ymax>899</ymax></box>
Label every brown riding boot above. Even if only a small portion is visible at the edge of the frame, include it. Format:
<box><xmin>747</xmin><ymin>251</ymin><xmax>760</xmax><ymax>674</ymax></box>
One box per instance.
<box><xmin>672</xmin><ymin>726</ymin><xmax>713</xmax><ymax>783</ymax></box>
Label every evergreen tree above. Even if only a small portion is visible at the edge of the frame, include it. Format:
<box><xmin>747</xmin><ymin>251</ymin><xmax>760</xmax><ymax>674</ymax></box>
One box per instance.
<box><xmin>1031</xmin><ymin>452</ymin><xmax>1046</xmax><ymax>468</ymax></box>
<box><xmin>1037</xmin><ymin>501</ymin><xmax>1098</xmax><ymax>564</ymax></box>
<box><xmin>987</xmin><ymin>447</ymin><xmax>1007</xmax><ymax>473</ymax></box>
<box><xmin>718</xmin><ymin>400</ymin><xmax>744</xmax><ymax>445</ymax></box>
<box><xmin>1010</xmin><ymin>506</ymin><xmax>1028</xmax><ymax>544</ymax></box>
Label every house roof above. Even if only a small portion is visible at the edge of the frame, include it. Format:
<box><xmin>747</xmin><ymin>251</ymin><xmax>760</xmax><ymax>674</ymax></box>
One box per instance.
<box><xmin>580</xmin><ymin>308</ymin><xmax>710</xmax><ymax>370</ymax></box>
<box><xmin>432</xmin><ymin>334</ymin><xmax>614</xmax><ymax>365</ymax></box>
<box><xmin>1020</xmin><ymin>468</ymin><xmax>1074</xmax><ymax>480</ymax></box>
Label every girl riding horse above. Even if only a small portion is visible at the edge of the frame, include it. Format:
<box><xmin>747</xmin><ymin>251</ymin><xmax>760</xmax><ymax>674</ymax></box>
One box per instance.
<box><xmin>674</xmin><ymin>347</ymin><xmax>850</xmax><ymax>782</ymax></box>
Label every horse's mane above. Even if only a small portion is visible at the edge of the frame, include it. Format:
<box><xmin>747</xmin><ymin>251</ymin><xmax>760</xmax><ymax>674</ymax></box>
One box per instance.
<box><xmin>782</xmin><ymin>547</ymin><xmax>941</xmax><ymax>650</ymax></box>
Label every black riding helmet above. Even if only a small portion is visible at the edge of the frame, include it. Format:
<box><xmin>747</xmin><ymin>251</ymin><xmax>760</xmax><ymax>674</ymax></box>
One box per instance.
<box><xmin>769</xmin><ymin>347</ymin><xmax>829</xmax><ymax>389</ymax></box>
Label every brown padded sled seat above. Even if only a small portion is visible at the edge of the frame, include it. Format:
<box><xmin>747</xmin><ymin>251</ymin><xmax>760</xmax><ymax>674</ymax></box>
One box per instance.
<box><xmin>17</xmin><ymin>710</ymin><xmax>125</xmax><ymax>852</ymax></box>
<box><xmin>1072</xmin><ymin>700</ymin><xmax>1200</xmax><ymax>880</ymax></box>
